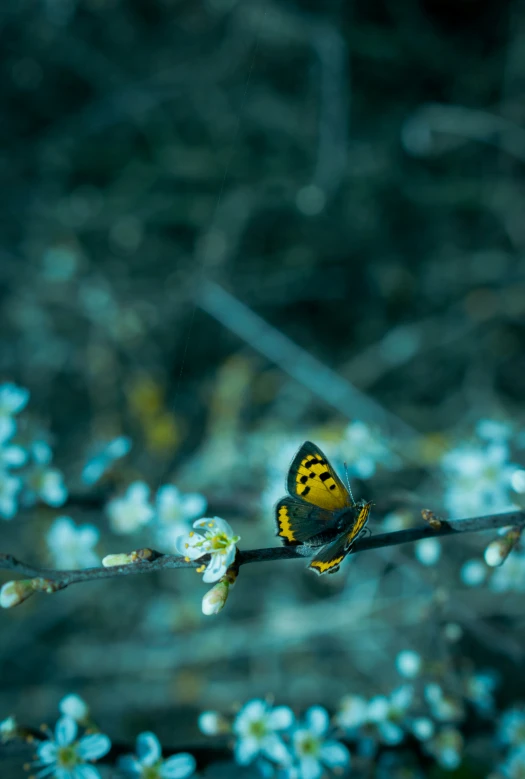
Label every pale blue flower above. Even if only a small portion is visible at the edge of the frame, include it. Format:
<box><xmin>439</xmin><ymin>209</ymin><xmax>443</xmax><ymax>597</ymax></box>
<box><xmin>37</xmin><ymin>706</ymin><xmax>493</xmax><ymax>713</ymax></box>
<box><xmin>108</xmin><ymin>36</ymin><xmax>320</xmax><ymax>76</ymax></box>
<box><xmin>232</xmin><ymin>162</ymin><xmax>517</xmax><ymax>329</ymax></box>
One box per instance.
<box><xmin>47</xmin><ymin>516</ymin><xmax>100</xmax><ymax>569</ymax></box>
<box><xmin>81</xmin><ymin>436</ymin><xmax>132</xmax><ymax>485</ymax></box>
<box><xmin>395</xmin><ymin>651</ymin><xmax>422</xmax><ymax>679</ymax></box>
<box><xmin>31</xmin><ymin>715</ymin><xmax>110</xmax><ymax>779</ymax></box>
<box><xmin>424</xmin><ymin>684</ymin><xmax>464</xmax><ymax>723</ymax></box>
<box><xmin>292</xmin><ymin>706</ymin><xmax>350</xmax><ymax>779</ymax></box>
<box><xmin>442</xmin><ymin>439</ymin><xmax>517</xmax><ymax>518</ymax></box>
<box><xmin>0</xmin><ymin>383</ymin><xmax>29</xmax><ymax>443</ymax></box>
<box><xmin>24</xmin><ymin>442</ymin><xmax>68</xmax><ymax>508</ymax></box>
<box><xmin>464</xmin><ymin>671</ymin><xmax>498</xmax><ymax>714</ymax></box>
<box><xmin>118</xmin><ymin>731</ymin><xmax>195</xmax><ymax>778</ymax></box>
<box><xmin>367</xmin><ymin>685</ymin><xmax>414</xmax><ymax>745</ymax></box>
<box><xmin>499</xmin><ymin>706</ymin><xmax>525</xmax><ymax>748</ymax></box>
<box><xmin>335</xmin><ymin>695</ymin><xmax>368</xmax><ymax>733</ymax></box>
<box><xmin>154</xmin><ymin>485</ymin><xmax>207</xmax><ymax>552</ymax></box>
<box><xmin>233</xmin><ymin>699</ymin><xmax>294</xmax><ymax>767</ymax></box>
<box><xmin>106</xmin><ymin>482</ymin><xmax>155</xmax><ymax>534</ymax></box>
<box><xmin>342</xmin><ymin>421</ymin><xmax>399</xmax><ymax>479</ymax></box>
<box><xmin>423</xmin><ymin>726</ymin><xmax>463</xmax><ymax>771</ymax></box>
<box><xmin>500</xmin><ymin>746</ymin><xmax>525</xmax><ymax>779</ymax></box>
<box><xmin>175</xmin><ymin>517</ymin><xmax>240</xmax><ymax>583</ymax></box>
<box><xmin>0</xmin><ymin>420</ymin><xmax>27</xmax><ymax>519</ymax></box>
<box><xmin>0</xmin><ymin>469</ymin><xmax>22</xmax><ymax>519</ymax></box>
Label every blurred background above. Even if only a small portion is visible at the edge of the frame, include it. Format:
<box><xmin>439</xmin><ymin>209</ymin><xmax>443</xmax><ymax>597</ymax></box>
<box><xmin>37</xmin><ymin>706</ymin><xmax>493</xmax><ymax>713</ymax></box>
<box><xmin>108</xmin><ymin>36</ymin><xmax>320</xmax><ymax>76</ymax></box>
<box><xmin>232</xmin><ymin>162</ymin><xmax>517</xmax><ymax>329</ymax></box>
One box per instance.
<box><xmin>2</xmin><ymin>0</ymin><xmax>525</xmax><ymax>776</ymax></box>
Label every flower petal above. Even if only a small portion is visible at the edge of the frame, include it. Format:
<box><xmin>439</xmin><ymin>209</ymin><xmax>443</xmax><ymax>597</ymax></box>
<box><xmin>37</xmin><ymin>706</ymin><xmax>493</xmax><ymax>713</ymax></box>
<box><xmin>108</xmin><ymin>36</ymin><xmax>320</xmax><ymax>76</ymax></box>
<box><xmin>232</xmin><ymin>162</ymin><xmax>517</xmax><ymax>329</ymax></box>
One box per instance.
<box><xmin>299</xmin><ymin>756</ymin><xmax>322</xmax><ymax>779</ymax></box>
<box><xmin>136</xmin><ymin>732</ymin><xmax>162</xmax><ymax>766</ymax></box>
<box><xmin>36</xmin><ymin>741</ymin><xmax>58</xmax><ymax>764</ymax></box>
<box><xmin>267</xmin><ymin>706</ymin><xmax>294</xmax><ymax>731</ymax></box>
<box><xmin>77</xmin><ymin>733</ymin><xmax>111</xmax><ymax>761</ymax></box>
<box><xmin>117</xmin><ymin>755</ymin><xmax>142</xmax><ymax>775</ymax></box>
<box><xmin>234</xmin><ymin>700</ymin><xmax>267</xmax><ymax>734</ymax></box>
<box><xmin>261</xmin><ymin>734</ymin><xmax>291</xmax><ymax>765</ymax></box>
<box><xmin>160</xmin><ymin>753</ymin><xmax>196</xmax><ymax>778</ymax></box>
<box><xmin>72</xmin><ymin>766</ymin><xmax>103</xmax><ymax>779</ymax></box>
<box><xmin>306</xmin><ymin>706</ymin><xmax>329</xmax><ymax>736</ymax></box>
<box><xmin>174</xmin><ymin>534</ymin><xmax>206</xmax><ymax>560</ymax></box>
<box><xmin>202</xmin><ymin>554</ymin><xmax>227</xmax><ymax>583</ymax></box>
<box><xmin>234</xmin><ymin>736</ymin><xmax>260</xmax><ymax>765</ymax></box>
<box><xmin>55</xmin><ymin>716</ymin><xmax>77</xmax><ymax>746</ymax></box>
<box><xmin>319</xmin><ymin>741</ymin><xmax>350</xmax><ymax>769</ymax></box>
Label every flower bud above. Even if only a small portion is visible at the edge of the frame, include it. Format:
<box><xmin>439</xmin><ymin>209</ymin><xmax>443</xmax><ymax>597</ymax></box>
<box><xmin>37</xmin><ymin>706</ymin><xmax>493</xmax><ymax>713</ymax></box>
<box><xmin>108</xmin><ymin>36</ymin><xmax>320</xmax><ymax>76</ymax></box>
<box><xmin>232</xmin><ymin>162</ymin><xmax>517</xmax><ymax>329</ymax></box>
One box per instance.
<box><xmin>484</xmin><ymin>527</ymin><xmax>522</xmax><ymax>567</ymax></box>
<box><xmin>0</xmin><ymin>580</ymin><xmax>35</xmax><ymax>608</ymax></box>
<box><xmin>59</xmin><ymin>694</ymin><xmax>89</xmax><ymax>723</ymax></box>
<box><xmin>102</xmin><ymin>553</ymin><xmax>136</xmax><ymax>567</ymax></box>
<box><xmin>0</xmin><ymin>716</ymin><xmax>18</xmax><ymax>742</ymax></box>
<box><xmin>202</xmin><ymin>580</ymin><xmax>230</xmax><ymax>616</ymax></box>
<box><xmin>198</xmin><ymin>711</ymin><xmax>229</xmax><ymax>735</ymax></box>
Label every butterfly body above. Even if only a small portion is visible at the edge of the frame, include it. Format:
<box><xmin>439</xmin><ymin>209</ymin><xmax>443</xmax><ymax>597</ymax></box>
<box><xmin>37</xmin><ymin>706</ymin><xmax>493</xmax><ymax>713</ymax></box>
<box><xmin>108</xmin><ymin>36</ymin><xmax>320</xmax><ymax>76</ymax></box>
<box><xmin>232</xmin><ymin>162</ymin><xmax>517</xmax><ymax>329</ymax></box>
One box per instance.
<box><xmin>275</xmin><ymin>441</ymin><xmax>372</xmax><ymax>575</ymax></box>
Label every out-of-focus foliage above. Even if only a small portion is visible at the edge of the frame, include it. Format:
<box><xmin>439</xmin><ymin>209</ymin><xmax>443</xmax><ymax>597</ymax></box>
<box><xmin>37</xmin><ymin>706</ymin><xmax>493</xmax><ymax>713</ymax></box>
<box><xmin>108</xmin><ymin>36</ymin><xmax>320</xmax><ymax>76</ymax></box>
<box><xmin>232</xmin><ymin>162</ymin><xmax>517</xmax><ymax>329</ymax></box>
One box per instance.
<box><xmin>2</xmin><ymin>0</ymin><xmax>525</xmax><ymax>776</ymax></box>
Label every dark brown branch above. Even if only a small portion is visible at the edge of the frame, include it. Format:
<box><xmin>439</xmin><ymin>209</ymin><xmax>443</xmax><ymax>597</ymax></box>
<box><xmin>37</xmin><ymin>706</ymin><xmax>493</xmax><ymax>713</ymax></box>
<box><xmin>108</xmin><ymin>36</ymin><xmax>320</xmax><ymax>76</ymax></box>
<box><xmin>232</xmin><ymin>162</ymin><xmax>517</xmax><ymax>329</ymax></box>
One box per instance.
<box><xmin>1</xmin><ymin>510</ymin><xmax>524</xmax><ymax>600</ymax></box>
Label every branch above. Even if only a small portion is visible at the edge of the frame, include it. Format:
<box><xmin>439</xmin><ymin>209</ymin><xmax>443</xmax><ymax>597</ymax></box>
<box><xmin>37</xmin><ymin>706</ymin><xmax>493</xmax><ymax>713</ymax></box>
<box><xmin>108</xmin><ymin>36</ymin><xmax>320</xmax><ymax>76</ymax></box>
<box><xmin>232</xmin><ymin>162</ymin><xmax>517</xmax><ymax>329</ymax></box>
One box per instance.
<box><xmin>1</xmin><ymin>510</ymin><xmax>524</xmax><ymax>606</ymax></box>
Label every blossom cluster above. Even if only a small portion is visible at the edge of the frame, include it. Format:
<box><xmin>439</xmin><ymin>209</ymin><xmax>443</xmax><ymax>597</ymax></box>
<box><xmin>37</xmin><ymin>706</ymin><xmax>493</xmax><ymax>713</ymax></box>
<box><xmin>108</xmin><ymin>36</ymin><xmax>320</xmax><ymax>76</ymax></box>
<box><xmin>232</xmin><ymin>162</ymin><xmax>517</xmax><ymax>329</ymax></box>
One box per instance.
<box><xmin>0</xmin><ymin>383</ymin><xmax>68</xmax><ymax>519</ymax></box>
<box><xmin>1</xmin><ymin>694</ymin><xmax>196</xmax><ymax>779</ymax></box>
<box><xmin>3</xmin><ymin>662</ymin><xmax>525</xmax><ymax>778</ymax></box>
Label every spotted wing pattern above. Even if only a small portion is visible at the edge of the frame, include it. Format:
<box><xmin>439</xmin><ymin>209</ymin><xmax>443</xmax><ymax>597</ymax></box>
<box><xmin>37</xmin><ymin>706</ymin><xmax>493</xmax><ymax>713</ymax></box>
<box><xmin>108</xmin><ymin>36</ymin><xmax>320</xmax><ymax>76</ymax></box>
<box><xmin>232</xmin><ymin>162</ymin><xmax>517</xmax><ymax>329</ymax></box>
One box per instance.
<box><xmin>286</xmin><ymin>441</ymin><xmax>351</xmax><ymax>511</ymax></box>
<box><xmin>275</xmin><ymin>497</ymin><xmax>338</xmax><ymax>546</ymax></box>
<box><xmin>308</xmin><ymin>501</ymin><xmax>372</xmax><ymax>575</ymax></box>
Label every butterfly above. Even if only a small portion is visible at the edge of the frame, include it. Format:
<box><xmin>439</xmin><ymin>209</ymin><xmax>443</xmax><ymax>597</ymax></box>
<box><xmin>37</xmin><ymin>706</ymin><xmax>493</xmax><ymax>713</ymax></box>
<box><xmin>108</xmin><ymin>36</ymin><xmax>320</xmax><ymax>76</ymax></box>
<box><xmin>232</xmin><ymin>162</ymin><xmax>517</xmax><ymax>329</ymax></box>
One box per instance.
<box><xmin>275</xmin><ymin>441</ymin><xmax>372</xmax><ymax>575</ymax></box>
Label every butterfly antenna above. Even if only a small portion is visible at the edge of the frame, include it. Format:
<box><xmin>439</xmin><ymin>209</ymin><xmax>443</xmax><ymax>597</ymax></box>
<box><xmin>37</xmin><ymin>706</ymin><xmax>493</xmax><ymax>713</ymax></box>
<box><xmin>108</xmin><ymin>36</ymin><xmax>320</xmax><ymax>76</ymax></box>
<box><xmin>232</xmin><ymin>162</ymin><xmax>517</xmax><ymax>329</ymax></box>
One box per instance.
<box><xmin>343</xmin><ymin>461</ymin><xmax>355</xmax><ymax>503</ymax></box>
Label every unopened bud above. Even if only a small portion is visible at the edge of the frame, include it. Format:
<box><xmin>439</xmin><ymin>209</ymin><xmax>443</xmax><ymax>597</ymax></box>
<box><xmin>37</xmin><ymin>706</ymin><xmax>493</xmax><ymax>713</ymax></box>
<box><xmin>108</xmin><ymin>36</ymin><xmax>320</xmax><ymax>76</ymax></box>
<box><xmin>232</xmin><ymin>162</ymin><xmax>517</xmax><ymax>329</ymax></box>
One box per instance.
<box><xmin>202</xmin><ymin>580</ymin><xmax>230</xmax><ymax>616</ymax></box>
<box><xmin>102</xmin><ymin>553</ymin><xmax>136</xmax><ymax>567</ymax></box>
<box><xmin>0</xmin><ymin>716</ymin><xmax>18</xmax><ymax>742</ymax></box>
<box><xmin>198</xmin><ymin>711</ymin><xmax>230</xmax><ymax>735</ymax></box>
<box><xmin>102</xmin><ymin>548</ymin><xmax>156</xmax><ymax>567</ymax></box>
<box><xmin>485</xmin><ymin>527</ymin><xmax>522</xmax><ymax>567</ymax></box>
<box><xmin>59</xmin><ymin>694</ymin><xmax>89</xmax><ymax>723</ymax></box>
<box><xmin>0</xmin><ymin>580</ymin><xmax>36</xmax><ymax>608</ymax></box>
<box><xmin>421</xmin><ymin>508</ymin><xmax>443</xmax><ymax>530</ymax></box>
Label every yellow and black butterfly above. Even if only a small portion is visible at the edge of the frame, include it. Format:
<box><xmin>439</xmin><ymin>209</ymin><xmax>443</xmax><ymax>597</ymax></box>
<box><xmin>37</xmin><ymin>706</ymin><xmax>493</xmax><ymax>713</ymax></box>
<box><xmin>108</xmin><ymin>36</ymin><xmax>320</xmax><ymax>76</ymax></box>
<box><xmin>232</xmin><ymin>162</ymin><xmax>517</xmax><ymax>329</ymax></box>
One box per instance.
<box><xmin>275</xmin><ymin>441</ymin><xmax>372</xmax><ymax>575</ymax></box>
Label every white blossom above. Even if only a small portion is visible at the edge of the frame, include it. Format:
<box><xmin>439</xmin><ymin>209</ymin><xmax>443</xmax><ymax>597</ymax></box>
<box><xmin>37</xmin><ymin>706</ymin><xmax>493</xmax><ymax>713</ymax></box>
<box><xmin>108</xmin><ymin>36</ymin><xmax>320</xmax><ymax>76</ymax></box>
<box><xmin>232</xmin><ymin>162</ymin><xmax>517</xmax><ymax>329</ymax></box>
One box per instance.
<box><xmin>423</xmin><ymin>726</ymin><xmax>463</xmax><ymax>770</ymax></box>
<box><xmin>233</xmin><ymin>700</ymin><xmax>294</xmax><ymax>767</ymax></box>
<box><xmin>341</xmin><ymin>421</ymin><xmax>399</xmax><ymax>479</ymax></box>
<box><xmin>0</xmin><ymin>383</ymin><xmax>29</xmax><ymax>443</ymax></box>
<box><xmin>395</xmin><ymin>650</ymin><xmax>422</xmax><ymax>679</ymax></box>
<box><xmin>47</xmin><ymin>516</ymin><xmax>100</xmax><ymax>569</ymax></box>
<box><xmin>424</xmin><ymin>684</ymin><xmax>464</xmax><ymax>723</ymax></box>
<box><xmin>175</xmin><ymin>517</ymin><xmax>240</xmax><ymax>583</ymax></box>
<box><xmin>106</xmin><ymin>482</ymin><xmax>155</xmax><ymax>534</ymax></box>
<box><xmin>31</xmin><ymin>715</ymin><xmax>110</xmax><ymax>779</ymax></box>
<box><xmin>24</xmin><ymin>442</ymin><xmax>67</xmax><ymax>508</ymax></box>
<box><xmin>442</xmin><ymin>437</ymin><xmax>517</xmax><ymax>518</ymax></box>
<box><xmin>81</xmin><ymin>436</ymin><xmax>132</xmax><ymax>485</ymax></box>
<box><xmin>118</xmin><ymin>731</ymin><xmax>196</xmax><ymax>778</ymax></box>
<box><xmin>335</xmin><ymin>695</ymin><xmax>368</xmax><ymax>732</ymax></box>
<box><xmin>292</xmin><ymin>706</ymin><xmax>350</xmax><ymax>779</ymax></box>
<box><xmin>367</xmin><ymin>685</ymin><xmax>414</xmax><ymax>745</ymax></box>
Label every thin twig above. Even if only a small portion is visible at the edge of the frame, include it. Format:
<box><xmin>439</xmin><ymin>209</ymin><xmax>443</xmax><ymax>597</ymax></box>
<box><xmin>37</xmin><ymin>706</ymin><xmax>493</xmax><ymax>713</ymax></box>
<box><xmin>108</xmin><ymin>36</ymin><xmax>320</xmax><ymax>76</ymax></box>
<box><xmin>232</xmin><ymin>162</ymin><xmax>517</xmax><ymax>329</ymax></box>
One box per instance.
<box><xmin>1</xmin><ymin>510</ymin><xmax>523</xmax><ymax>597</ymax></box>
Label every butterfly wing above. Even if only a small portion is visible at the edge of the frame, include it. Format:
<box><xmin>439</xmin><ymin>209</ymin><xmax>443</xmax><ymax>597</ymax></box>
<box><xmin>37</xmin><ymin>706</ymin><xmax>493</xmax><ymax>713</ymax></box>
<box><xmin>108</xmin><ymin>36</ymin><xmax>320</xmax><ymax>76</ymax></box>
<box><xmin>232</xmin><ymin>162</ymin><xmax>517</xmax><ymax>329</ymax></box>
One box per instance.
<box><xmin>287</xmin><ymin>441</ymin><xmax>352</xmax><ymax>511</ymax></box>
<box><xmin>308</xmin><ymin>501</ymin><xmax>372</xmax><ymax>575</ymax></box>
<box><xmin>275</xmin><ymin>497</ymin><xmax>339</xmax><ymax>546</ymax></box>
